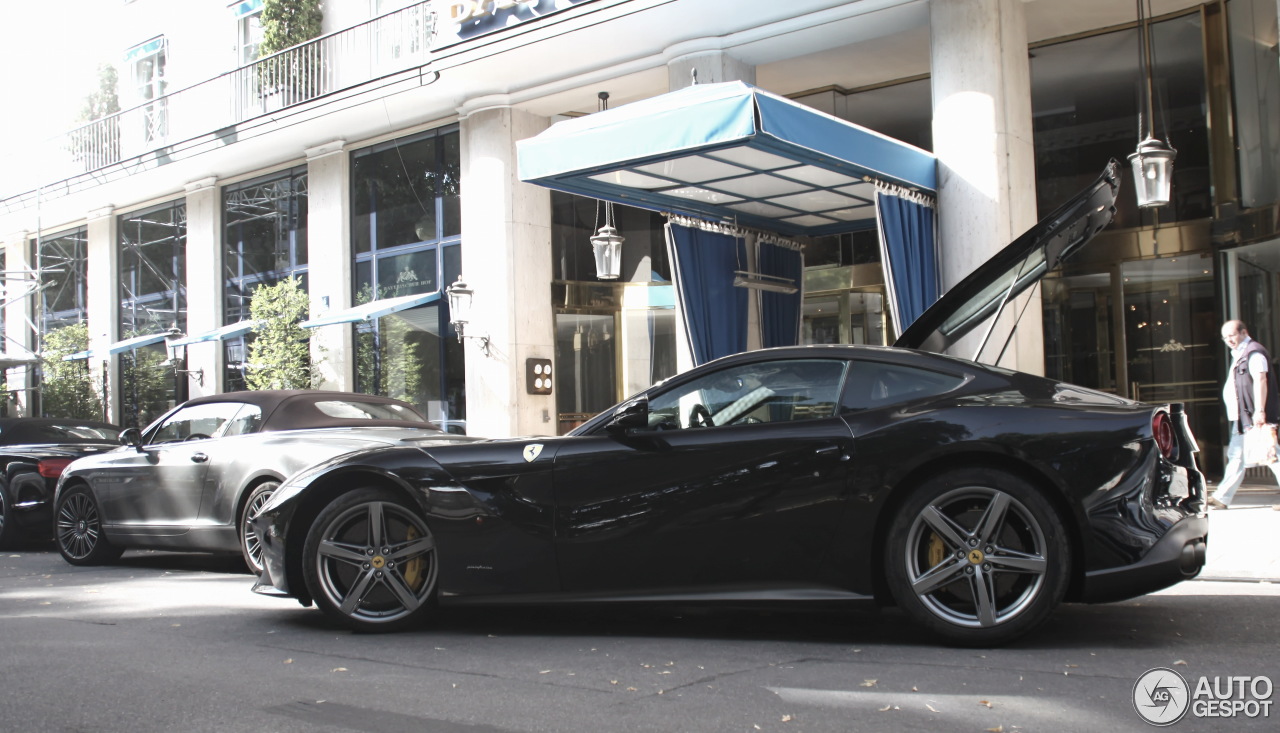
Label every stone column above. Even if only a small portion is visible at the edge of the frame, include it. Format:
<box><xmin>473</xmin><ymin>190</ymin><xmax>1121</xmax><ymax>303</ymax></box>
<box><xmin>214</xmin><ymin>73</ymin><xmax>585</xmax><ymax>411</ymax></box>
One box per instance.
<box><xmin>930</xmin><ymin>0</ymin><xmax>1041</xmax><ymax>373</ymax></box>
<box><xmin>458</xmin><ymin>104</ymin><xmax>554</xmax><ymax>438</ymax></box>
<box><xmin>2</xmin><ymin>231</ymin><xmax>33</xmax><ymax>415</ymax></box>
<box><xmin>305</xmin><ymin>140</ymin><xmax>353</xmax><ymax>391</ymax></box>
<box><xmin>183</xmin><ymin>177</ymin><xmax>219</xmax><ymax>397</ymax></box>
<box><xmin>85</xmin><ymin>207</ymin><xmax>119</xmax><ymax>423</ymax></box>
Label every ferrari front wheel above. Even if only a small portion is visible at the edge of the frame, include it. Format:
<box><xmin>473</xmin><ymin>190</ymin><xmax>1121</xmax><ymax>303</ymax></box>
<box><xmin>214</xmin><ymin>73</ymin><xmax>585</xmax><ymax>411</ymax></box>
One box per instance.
<box><xmin>302</xmin><ymin>487</ymin><xmax>437</xmax><ymax>632</ymax></box>
<box><xmin>884</xmin><ymin>468</ymin><xmax>1070</xmax><ymax>646</ymax></box>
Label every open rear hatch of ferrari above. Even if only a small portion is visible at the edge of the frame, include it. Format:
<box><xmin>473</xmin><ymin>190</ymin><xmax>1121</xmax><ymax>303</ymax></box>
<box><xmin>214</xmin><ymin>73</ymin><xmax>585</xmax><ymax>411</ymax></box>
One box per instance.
<box><xmin>893</xmin><ymin>161</ymin><xmax>1121</xmax><ymax>356</ymax></box>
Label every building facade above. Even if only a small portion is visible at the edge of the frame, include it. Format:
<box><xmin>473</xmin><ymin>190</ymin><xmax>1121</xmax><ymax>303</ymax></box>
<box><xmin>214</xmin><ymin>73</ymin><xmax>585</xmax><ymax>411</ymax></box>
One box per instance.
<box><xmin>2</xmin><ymin>0</ymin><xmax>1278</xmax><ymax>477</ymax></box>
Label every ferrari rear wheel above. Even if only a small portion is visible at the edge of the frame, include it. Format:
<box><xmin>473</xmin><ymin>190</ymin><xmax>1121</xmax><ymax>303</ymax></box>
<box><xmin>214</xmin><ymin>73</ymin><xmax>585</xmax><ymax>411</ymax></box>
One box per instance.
<box><xmin>885</xmin><ymin>468</ymin><xmax>1069</xmax><ymax>646</ymax></box>
<box><xmin>302</xmin><ymin>488</ymin><xmax>437</xmax><ymax>632</ymax></box>
<box><xmin>238</xmin><ymin>481</ymin><xmax>279</xmax><ymax>575</ymax></box>
<box><xmin>55</xmin><ymin>485</ymin><xmax>124</xmax><ymax>566</ymax></box>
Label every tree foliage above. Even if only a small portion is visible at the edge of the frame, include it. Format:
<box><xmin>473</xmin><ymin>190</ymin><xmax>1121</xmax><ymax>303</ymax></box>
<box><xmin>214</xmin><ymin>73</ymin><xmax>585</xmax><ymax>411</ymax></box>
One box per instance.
<box><xmin>78</xmin><ymin>63</ymin><xmax>120</xmax><ymax>122</ymax></box>
<box><xmin>260</xmin><ymin>0</ymin><xmax>324</xmax><ymax>57</ymax></box>
<box><xmin>245</xmin><ymin>277</ymin><xmax>313</xmax><ymax>390</ymax></box>
<box><xmin>39</xmin><ymin>323</ymin><xmax>104</xmax><ymax>420</ymax></box>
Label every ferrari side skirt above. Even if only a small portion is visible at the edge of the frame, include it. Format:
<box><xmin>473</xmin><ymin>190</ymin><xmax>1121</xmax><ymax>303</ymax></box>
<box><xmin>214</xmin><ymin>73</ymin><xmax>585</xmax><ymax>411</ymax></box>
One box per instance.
<box><xmin>437</xmin><ymin>584</ymin><xmax>876</xmax><ymax>607</ymax></box>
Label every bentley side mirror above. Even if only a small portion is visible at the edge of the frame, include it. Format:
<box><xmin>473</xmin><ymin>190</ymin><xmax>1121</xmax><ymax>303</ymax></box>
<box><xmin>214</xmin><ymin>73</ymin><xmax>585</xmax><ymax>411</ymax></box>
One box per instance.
<box><xmin>120</xmin><ymin>428</ymin><xmax>144</xmax><ymax>451</ymax></box>
<box><xmin>606</xmin><ymin>398</ymin><xmax>649</xmax><ymax>433</ymax></box>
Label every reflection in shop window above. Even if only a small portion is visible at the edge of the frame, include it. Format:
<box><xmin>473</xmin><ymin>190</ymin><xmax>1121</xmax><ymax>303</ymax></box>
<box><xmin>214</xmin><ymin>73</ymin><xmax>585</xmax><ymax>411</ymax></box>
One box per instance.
<box><xmin>1030</xmin><ymin>14</ymin><xmax>1210</xmax><ymax>226</ymax></box>
<box><xmin>119</xmin><ymin>202</ymin><xmax>186</xmax><ymax>427</ymax></box>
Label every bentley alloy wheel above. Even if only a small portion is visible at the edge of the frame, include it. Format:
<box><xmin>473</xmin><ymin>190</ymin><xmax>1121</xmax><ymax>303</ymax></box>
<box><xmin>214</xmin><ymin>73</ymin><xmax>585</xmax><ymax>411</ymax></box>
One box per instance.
<box><xmin>886</xmin><ymin>468</ymin><xmax>1069</xmax><ymax>646</ymax></box>
<box><xmin>239</xmin><ymin>481</ymin><xmax>279</xmax><ymax>575</ymax></box>
<box><xmin>303</xmin><ymin>488</ymin><xmax>437</xmax><ymax>632</ymax></box>
<box><xmin>54</xmin><ymin>485</ymin><xmax>123</xmax><ymax>566</ymax></box>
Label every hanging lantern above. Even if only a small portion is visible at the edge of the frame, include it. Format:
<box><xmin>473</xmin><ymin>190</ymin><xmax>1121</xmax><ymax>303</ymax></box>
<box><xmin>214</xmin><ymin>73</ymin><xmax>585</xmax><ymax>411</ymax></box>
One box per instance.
<box><xmin>1131</xmin><ymin>0</ymin><xmax>1175</xmax><ymax>209</ymax></box>
<box><xmin>1128</xmin><ymin>136</ymin><xmax>1177</xmax><ymax>208</ymax></box>
<box><xmin>590</xmin><ymin>221</ymin><xmax>624</xmax><ymax>281</ymax></box>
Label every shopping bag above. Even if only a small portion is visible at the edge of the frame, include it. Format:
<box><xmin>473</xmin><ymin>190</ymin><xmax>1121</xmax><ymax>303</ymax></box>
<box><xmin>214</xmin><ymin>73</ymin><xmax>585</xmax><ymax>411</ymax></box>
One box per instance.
<box><xmin>1243</xmin><ymin>424</ymin><xmax>1279</xmax><ymax>467</ymax></box>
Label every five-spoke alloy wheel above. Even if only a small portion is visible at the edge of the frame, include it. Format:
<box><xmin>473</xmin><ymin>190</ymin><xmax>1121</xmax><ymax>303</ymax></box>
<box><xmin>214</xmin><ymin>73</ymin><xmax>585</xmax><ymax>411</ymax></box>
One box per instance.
<box><xmin>302</xmin><ymin>488</ymin><xmax>438</xmax><ymax>632</ymax></box>
<box><xmin>55</xmin><ymin>484</ymin><xmax>124</xmax><ymax>566</ymax></box>
<box><xmin>885</xmin><ymin>468</ymin><xmax>1069</xmax><ymax>646</ymax></box>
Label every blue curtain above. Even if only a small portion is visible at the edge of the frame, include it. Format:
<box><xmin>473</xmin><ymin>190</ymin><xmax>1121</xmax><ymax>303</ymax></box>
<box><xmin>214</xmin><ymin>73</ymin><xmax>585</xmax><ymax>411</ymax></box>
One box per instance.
<box><xmin>758</xmin><ymin>240</ymin><xmax>803</xmax><ymax>348</ymax></box>
<box><xmin>876</xmin><ymin>190</ymin><xmax>938</xmax><ymax>330</ymax></box>
<box><xmin>666</xmin><ymin>223</ymin><xmax>748</xmax><ymax>365</ymax></box>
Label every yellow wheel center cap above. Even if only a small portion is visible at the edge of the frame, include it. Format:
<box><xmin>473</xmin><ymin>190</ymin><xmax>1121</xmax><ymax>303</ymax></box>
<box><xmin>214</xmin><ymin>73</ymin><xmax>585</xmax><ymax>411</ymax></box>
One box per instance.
<box><xmin>968</xmin><ymin>549</ymin><xmax>985</xmax><ymax>565</ymax></box>
<box><xmin>371</xmin><ymin>555</ymin><xmax>386</xmax><ymax>569</ymax></box>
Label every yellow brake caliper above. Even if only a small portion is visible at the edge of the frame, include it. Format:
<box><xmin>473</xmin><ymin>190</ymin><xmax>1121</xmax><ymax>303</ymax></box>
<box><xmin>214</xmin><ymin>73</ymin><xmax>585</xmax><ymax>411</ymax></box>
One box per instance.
<box><xmin>402</xmin><ymin>525</ymin><xmax>425</xmax><ymax>589</ymax></box>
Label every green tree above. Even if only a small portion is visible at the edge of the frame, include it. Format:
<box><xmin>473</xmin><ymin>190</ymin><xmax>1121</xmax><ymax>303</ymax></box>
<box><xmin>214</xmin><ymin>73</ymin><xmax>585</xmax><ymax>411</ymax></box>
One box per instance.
<box><xmin>260</xmin><ymin>0</ymin><xmax>324</xmax><ymax>56</ymax></box>
<box><xmin>39</xmin><ymin>323</ymin><xmax>104</xmax><ymax>419</ymax></box>
<box><xmin>259</xmin><ymin>0</ymin><xmax>325</xmax><ymax>102</ymax></box>
<box><xmin>246</xmin><ymin>277</ymin><xmax>312</xmax><ymax>390</ymax></box>
<box><xmin>69</xmin><ymin>64</ymin><xmax>121</xmax><ymax>169</ymax></box>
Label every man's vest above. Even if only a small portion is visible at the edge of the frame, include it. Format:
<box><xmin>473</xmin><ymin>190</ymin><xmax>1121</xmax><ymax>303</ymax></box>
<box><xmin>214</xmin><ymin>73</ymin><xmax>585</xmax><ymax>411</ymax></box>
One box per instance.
<box><xmin>1233</xmin><ymin>339</ymin><xmax>1280</xmax><ymax>433</ymax></box>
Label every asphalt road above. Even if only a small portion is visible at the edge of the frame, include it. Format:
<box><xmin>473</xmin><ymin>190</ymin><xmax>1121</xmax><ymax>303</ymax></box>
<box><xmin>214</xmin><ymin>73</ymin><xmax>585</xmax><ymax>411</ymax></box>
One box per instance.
<box><xmin>0</xmin><ymin>545</ymin><xmax>1276</xmax><ymax>733</ymax></box>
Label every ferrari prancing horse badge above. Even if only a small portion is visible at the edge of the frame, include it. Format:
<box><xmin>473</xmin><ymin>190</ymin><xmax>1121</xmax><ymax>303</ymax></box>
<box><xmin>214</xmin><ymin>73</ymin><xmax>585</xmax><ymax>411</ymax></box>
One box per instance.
<box><xmin>523</xmin><ymin>444</ymin><xmax>544</xmax><ymax>462</ymax></box>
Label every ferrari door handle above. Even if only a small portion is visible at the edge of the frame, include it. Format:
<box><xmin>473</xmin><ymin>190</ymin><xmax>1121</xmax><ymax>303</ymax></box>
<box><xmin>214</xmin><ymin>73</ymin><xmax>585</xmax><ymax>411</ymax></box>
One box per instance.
<box><xmin>815</xmin><ymin>445</ymin><xmax>849</xmax><ymax>461</ymax></box>
<box><xmin>190</xmin><ymin>452</ymin><xmax>209</xmax><ymax>463</ymax></box>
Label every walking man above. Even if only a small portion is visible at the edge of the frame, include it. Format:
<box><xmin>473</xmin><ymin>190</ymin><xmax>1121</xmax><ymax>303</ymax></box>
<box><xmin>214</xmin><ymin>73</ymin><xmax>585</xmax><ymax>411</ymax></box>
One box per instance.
<box><xmin>1213</xmin><ymin>319</ymin><xmax>1280</xmax><ymax>508</ymax></box>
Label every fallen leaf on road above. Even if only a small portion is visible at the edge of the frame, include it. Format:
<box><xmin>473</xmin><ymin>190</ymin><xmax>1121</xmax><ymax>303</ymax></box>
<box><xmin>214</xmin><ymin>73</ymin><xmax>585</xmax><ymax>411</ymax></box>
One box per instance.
<box><xmin>283</xmin><ymin>659</ymin><xmax>292</xmax><ymax>664</ymax></box>
<box><xmin>986</xmin><ymin>727</ymin><xmax>1003</xmax><ymax>733</ymax></box>
<box><xmin>979</xmin><ymin>700</ymin><xmax>993</xmax><ymax>708</ymax></box>
<box><xmin>331</xmin><ymin>667</ymin><xmax>348</xmax><ymax>673</ymax></box>
<box><xmin>1174</xmin><ymin>660</ymin><xmax>1188</xmax><ymax>666</ymax></box>
<box><xmin>781</xmin><ymin>714</ymin><xmax>793</xmax><ymax>722</ymax></box>
<box><xmin>926</xmin><ymin>704</ymin><xmax>939</xmax><ymax>712</ymax></box>
<box><xmin>861</xmin><ymin>679</ymin><xmax>877</xmax><ymax>687</ymax></box>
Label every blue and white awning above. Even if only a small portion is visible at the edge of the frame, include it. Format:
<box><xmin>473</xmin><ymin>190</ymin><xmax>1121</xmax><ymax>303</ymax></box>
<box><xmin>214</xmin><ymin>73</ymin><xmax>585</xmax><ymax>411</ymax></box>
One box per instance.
<box><xmin>63</xmin><ymin>331</ymin><xmax>174</xmax><ymax>361</ymax></box>
<box><xmin>518</xmin><ymin>81</ymin><xmax>936</xmax><ymax>237</ymax></box>
<box><xmin>301</xmin><ymin>291</ymin><xmax>441</xmax><ymax>329</ymax></box>
<box><xmin>169</xmin><ymin>320</ymin><xmax>260</xmax><ymax>346</ymax></box>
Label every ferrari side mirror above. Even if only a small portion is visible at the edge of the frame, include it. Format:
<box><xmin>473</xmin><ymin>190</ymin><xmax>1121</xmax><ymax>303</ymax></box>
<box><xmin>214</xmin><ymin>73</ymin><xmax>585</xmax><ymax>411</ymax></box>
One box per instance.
<box><xmin>606</xmin><ymin>398</ymin><xmax>649</xmax><ymax>433</ymax></box>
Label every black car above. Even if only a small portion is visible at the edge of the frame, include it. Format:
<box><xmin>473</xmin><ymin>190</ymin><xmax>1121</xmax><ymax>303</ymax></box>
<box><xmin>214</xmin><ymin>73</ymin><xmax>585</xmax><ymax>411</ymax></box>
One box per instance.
<box><xmin>0</xmin><ymin>418</ymin><xmax>121</xmax><ymax>548</ymax></box>
<box><xmin>250</xmin><ymin>162</ymin><xmax>1209</xmax><ymax>645</ymax></box>
<box><xmin>52</xmin><ymin>391</ymin><xmax>464</xmax><ymax>573</ymax></box>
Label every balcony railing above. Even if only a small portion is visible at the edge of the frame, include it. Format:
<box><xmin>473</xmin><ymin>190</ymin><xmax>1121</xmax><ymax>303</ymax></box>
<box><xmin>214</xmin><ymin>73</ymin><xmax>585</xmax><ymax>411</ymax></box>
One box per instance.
<box><xmin>5</xmin><ymin>3</ymin><xmax>435</xmax><ymax>202</ymax></box>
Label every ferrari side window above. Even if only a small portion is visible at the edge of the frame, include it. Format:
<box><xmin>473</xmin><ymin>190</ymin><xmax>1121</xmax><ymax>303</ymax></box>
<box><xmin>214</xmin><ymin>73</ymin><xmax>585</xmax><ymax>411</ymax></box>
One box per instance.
<box><xmin>647</xmin><ymin>359</ymin><xmax>847</xmax><ymax>429</ymax></box>
<box><xmin>842</xmin><ymin>360</ymin><xmax>965</xmax><ymax>411</ymax></box>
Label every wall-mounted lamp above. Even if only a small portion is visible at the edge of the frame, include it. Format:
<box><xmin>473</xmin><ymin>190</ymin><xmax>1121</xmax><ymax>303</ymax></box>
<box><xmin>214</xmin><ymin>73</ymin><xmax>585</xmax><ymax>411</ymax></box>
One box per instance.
<box><xmin>1129</xmin><ymin>0</ymin><xmax>1176</xmax><ymax>208</ymax></box>
<box><xmin>163</xmin><ymin>329</ymin><xmax>204</xmax><ymax>385</ymax></box>
<box><xmin>446</xmin><ymin>276</ymin><xmax>491</xmax><ymax>356</ymax></box>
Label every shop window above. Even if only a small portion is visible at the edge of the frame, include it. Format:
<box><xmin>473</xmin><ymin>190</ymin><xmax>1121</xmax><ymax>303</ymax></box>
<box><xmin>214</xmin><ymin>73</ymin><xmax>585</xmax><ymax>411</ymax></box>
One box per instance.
<box><xmin>352</xmin><ymin>129</ymin><xmax>462</xmax><ymax>426</ymax></box>
<box><xmin>1030</xmin><ymin>15</ymin><xmax>1211</xmax><ymax>226</ymax></box>
<box><xmin>119</xmin><ymin>202</ymin><xmax>186</xmax><ymax>427</ymax></box>
<box><xmin>223</xmin><ymin>169</ymin><xmax>309</xmax><ymax>391</ymax></box>
<box><xmin>551</xmin><ymin>192</ymin><xmax>670</xmax><ymax>283</ymax></box>
<box><xmin>34</xmin><ymin>227</ymin><xmax>89</xmax><ymax>333</ymax></box>
<box><xmin>1228</xmin><ymin>0</ymin><xmax>1280</xmax><ymax>209</ymax></box>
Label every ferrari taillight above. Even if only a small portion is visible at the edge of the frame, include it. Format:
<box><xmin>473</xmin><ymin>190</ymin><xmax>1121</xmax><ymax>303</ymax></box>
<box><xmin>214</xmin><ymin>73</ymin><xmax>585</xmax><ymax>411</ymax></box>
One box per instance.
<box><xmin>1152</xmin><ymin>411</ymin><xmax>1177</xmax><ymax>460</ymax></box>
<box><xmin>37</xmin><ymin>458</ymin><xmax>74</xmax><ymax>478</ymax></box>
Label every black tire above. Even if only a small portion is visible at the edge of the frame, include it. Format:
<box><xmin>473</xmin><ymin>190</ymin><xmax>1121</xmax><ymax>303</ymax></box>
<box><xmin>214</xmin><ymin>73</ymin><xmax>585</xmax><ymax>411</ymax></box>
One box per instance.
<box><xmin>302</xmin><ymin>487</ymin><xmax>438</xmax><ymax>632</ymax></box>
<box><xmin>0</xmin><ymin>479</ymin><xmax>22</xmax><ymax>550</ymax></box>
<box><xmin>239</xmin><ymin>481</ymin><xmax>279</xmax><ymax>575</ymax></box>
<box><xmin>55</xmin><ymin>484</ymin><xmax>124</xmax><ymax>566</ymax></box>
<box><xmin>884</xmin><ymin>468</ymin><xmax>1070</xmax><ymax>646</ymax></box>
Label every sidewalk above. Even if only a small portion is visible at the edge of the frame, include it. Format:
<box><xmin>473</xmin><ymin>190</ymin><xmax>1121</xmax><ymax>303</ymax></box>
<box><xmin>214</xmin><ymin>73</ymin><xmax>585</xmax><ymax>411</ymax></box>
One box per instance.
<box><xmin>1198</xmin><ymin>484</ymin><xmax>1280</xmax><ymax>583</ymax></box>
